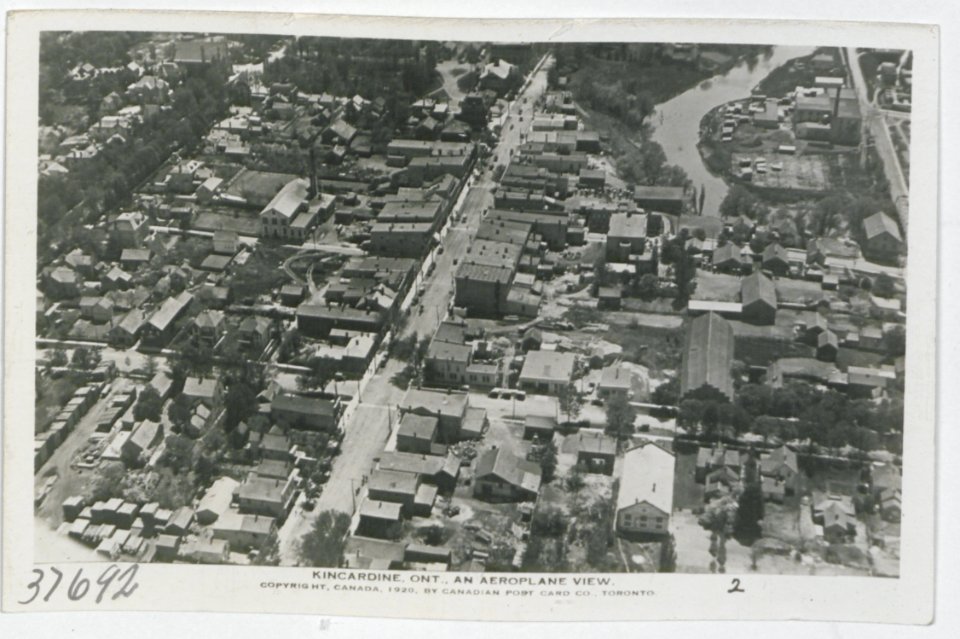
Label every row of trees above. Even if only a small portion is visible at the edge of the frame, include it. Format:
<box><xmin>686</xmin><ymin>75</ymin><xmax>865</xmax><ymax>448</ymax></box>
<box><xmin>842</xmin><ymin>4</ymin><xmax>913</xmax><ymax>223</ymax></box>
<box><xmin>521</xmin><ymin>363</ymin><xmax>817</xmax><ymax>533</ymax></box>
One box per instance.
<box><xmin>674</xmin><ymin>380</ymin><xmax>904</xmax><ymax>454</ymax></box>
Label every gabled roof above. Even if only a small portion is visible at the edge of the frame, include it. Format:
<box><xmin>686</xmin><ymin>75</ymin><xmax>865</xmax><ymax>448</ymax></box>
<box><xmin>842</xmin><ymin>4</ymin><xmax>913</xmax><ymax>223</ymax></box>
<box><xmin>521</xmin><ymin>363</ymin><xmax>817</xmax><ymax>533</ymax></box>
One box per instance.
<box><xmin>474</xmin><ymin>447</ymin><xmax>541</xmax><ymax>492</ymax></box>
<box><xmin>863</xmin><ymin>212</ymin><xmax>902</xmax><ymax>242</ymax></box>
<box><xmin>681</xmin><ymin>312</ymin><xmax>734</xmax><ymax>400</ymax></box>
<box><xmin>261</xmin><ymin>178</ymin><xmax>309</xmax><ymax>220</ymax></box>
<box><xmin>617</xmin><ymin>443</ymin><xmax>675</xmax><ymax>515</ymax></box>
<box><xmin>762</xmin><ymin>242</ymin><xmax>789</xmax><ymax>264</ymax></box>
<box><xmin>761</xmin><ymin>445</ymin><xmax>798</xmax><ymax>474</ymax></box>
<box><xmin>712</xmin><ymin>242</ymin><xmax>742</xmax><ymax>266</ymax></box>
<box><xmin>741</xmin><ymin>270</ymin><xmax>777</xmax><ymax>308</ymax></box>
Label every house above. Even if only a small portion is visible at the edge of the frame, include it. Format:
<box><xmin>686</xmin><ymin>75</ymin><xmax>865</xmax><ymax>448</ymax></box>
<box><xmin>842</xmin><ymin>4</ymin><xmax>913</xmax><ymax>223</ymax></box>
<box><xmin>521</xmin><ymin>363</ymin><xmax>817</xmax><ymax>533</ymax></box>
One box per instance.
<box><xmin>518</xmin><ymin>350</ymin><xmax>576</xmax><ymax>395</ymax></box>
<box><xmin>712</xmin><ymin>243</ymin><xmax>745</xmax><ymax>274</ymax></box>
<box><xmin>279</xmin><ymin>284</ymin><xmax>305</xmax><ymax>307</ymax></box>
<box><xmin>192</xmin><ymin>309</ymin><xmax>225</xmax><ymax>347</ymax></box>
<box><xmin>396</xmin><ymin>413</ymin><xmax>440</xmax><ymax>455</ymax></box>
<box><xmin>478</xmin><ymin>59</ymin><xmax>521</xmax><ymax>96</ymax></box>
<box><xmin>212</xmin><ymin>511</ymin><xmax>277</xmax><ymax>552</ymax></box>
<box><xmin>760</xmin><ymin>445</ymin><xmax>799</xmax><ymax>490</ymax></box>
<box><xmin>761</xmin><ymin>242</ymin><xmax>790</xmax><ymax>276</ymax></box>
<box><xmin>120</xmin><ymin>419</ymin><xmax>162</xmax><ymax>466</ymax></box>
<box><xmin>367</xmin><ymin>469</ymin><xmax>421</xmax><ymax>516</ymax></box>
<box><xmin>165</xmin><ymin>507</ymin><xmax>196</xmax><ymax>536</ymax></box>
<box><xmin>398</xmin><ymin>388</ymin><xmax>475</xmax><ymax>444</ymax></box>
<box><xmin>196</xmin><ymin>477</ymin><xmax>241</xmax><ymax>525</ymax></box>
<box><xmin>238</xmin><ymin>315</ymin><xmax>272</xmax><ymax>351</ymax></box>
<box><xmin>862</xmin><ymin>212</ymin><xmax>903</xmax><ymax>260</ymax></box>
<box><xmin>252</xmin><ymin>428</ymin><xmax>292</xmax><ymax>461</ymax></box>
<box><xmin>79</xmin><ymin>296</ymin><xmax>115</xmax><ymax>323</ymax></box>
<box><xmin>46</xmin><ymin>266</ymin><xmax>80</xmax><ymax>299</ymax></box>
<box><xmin>597</xmin><ymin>364</ymin><xmax>633</xmax><ymax>401</ymax></box>
<box><xmin>680</xmin><ymin>312</ymin><xmax>735</xmax><ymax>402</ymax></box>
<box><xmin>740</xmin><ymin>270</ymin><xmax>777</xmax><ymax>325</ymax></box>
<box><xmin>695</xmin><ymin>446</ymin><xmax>743</xmax><ymax>482</ymax></box>
<box><xmin>376</xmin><ymin>451</ymin><xmax>460</xmax><ymax>492</ymax></box>
<box><xmin>424</xmin><ymin>339</ymin><xmax>472</xmax><ymax>387</ymax></box>
<box><xmin>237</xmin><ymin>474</ymin><xmax>297</xmax><ymax>520</ymax></box>
<box><xmin>576</xmin><ymin>432</ymin><xmax>617</xmax><ymax>475</ymax></box>
<box><xmin>357</xmin><ymin>499</ymin><xmax>403</xmax><ymax>539</ymax></box>
<box><xmin>472</xmin><ymin>447</ymin><xmax>541</xmax><ymax>502</ymax></box>
<box><xmin>111</xmin><ymin>211</ymin><xmax>148</xmax><ymax>249</ymax></box>
<box><xmin>212</xmin><ymin>229</ymin><xmax>239</xmax><ymax>255</ymax></box>
<box><xmin>182</xmin><ymin>375</ymin><xmax>221</xmax><ymax>407</ymax></box>
<box><xmin>816</xmin><ymin>329</ymin><xmax>840</xmax><ymax>362</ymax></box>
<box><xmin>879</xmin><ymin>488</ymin><xmax>902</xmax><ymax>522</ymax></box>
<box><xmin>270</xmin><ymin>393</ymin><xmax>341</xmax><ymax>432</ymax></box>
<box><xmin>616</xmin><ymin>444</ymin><xmax>675</xmax><ymax>537</ymax></box>
<box><xmin>154</xmin><ymin>534</ymin><xmax>181</xmax><ymax>562</ymax></box>
<box><xmin>142</xmin><ymin>291</ymin><xmax>193</xmax><ymax>344</ymax></box>
<box><xmin>605</xmin><ymin>212</ymin><xmax>648</xmax><ymax>263</ymax></box>
<box><xmin>871</xmin><ymin>463</ymin><xmax>902</xmax><ymax>495</ymax></box>
<box><xmin>522</xmin><ymin>414</ymin><xmax>556</xmax><ymax>442</ymax></box>
<box><xmin>704</xmin><ymin>465</ymin><xmax>740</xmax><ymax>500</ymax></box>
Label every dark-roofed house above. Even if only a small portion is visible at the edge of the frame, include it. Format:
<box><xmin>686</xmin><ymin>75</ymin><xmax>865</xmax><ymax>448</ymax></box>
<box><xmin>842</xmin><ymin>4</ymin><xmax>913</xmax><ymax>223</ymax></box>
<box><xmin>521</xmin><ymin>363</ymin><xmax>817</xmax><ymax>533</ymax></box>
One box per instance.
<box><xmin>761</xmin><ymin>242</ymin><xmax>790</xmax><ymax>276</ymax></box>
<box><xmin>862</xmin><ymin>212</ymin><xmax>903</xmax><ymax>261</ymax></box>
<box><xmin>296</xmin><ymin>304</ymin><xmax>385</xmax><ymax>338</ymax></box>
<box><xmin>192</xmin><ymin>309</ymin><xmax>225</xmax><ymax>347</ymax></box>
<box><xmin>576</xmin><ymin>431</ymin><xmax>617</xmax><ymax>475</ymax></box>
<box><xmin>740</xmin><ymin>270</ymin><xmax>777</xmax><ymax>325</ymax></box>
<box><xmin>816</xmin><ymin>329</ymin><xmax>839</xmax><ymax>362</ymax></box>
<box><xmin>681</xmin><ymin>312</ymin><xmax>735</xmax><ymax>402</ymax></box>
<box><xmin>238</xmin><ymin>315</ymin><xmax>273</xmax><ymax>351</ymax></box>
<box><xmin>473</xmin><ymin>447</ymin><xmax>542</xmax><ymax>502</ymax></box>
<box><xmin>142</xmin><ymin>291</ymin><xmax>193</xmax><ymax>344</ymax></box>
<box><xmin>712</xmin><ymin>243</ymin><xmax>745</xmax><ymax>274</ymax></box>
<box><xmin>519</xmin><ymin>350</ymin><xmax>576</xmax><ymax>395</ymax></box>
<box><xmin>396</xmin><ymin>413</ymin><xmax>439</xmax><ymax>454</ymax></box>
<box><xmin>616</xmin><ymin>443</ymin><xmax>675</xmax><ymax>537</ymax></box>
<box><xmin>271</xmin><ymin>393</ymin><xmax>342</xmax><ymax>432</ymax></box>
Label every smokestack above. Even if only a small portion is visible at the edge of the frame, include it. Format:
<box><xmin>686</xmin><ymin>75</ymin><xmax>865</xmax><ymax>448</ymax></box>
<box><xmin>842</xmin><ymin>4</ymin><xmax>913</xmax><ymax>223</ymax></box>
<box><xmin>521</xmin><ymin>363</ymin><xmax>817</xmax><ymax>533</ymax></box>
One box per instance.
<box><xmin>308</xmin><ymin>146</ymin><xmax>318</xmax><ymax>199</ymax></box>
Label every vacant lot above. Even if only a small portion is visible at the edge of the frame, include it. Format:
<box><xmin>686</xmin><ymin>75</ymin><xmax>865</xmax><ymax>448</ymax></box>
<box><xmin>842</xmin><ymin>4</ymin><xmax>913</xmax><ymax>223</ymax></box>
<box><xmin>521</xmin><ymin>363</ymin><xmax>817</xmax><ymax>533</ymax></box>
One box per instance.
<box><xmin>225</xmin><ymin>169</ymin><xmax>299</xmax><ymax>207</ymax></box>
<box><xmin>193</xmin><ymin>209</ymin><xmax>261</xmax><ymax>235</ymax></box>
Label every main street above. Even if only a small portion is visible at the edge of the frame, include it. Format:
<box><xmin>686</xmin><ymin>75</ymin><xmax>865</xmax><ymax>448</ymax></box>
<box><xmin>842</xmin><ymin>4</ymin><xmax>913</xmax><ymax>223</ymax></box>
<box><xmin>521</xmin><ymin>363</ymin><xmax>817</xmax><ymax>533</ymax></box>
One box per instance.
<box><xmin>274</xmin><ymin>53</ymin><xmax>554</xmax><ymax>565</ymax></box>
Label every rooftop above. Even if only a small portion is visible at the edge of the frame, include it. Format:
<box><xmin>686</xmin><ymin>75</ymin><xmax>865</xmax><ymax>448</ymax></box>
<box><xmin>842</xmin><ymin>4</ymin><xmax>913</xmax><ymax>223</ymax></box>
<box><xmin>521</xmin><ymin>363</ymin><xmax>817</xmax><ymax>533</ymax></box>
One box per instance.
<box><xmin>617</xmin><ymin>443</ymin><xmax>675</xmax><ymax>515</ymax></box>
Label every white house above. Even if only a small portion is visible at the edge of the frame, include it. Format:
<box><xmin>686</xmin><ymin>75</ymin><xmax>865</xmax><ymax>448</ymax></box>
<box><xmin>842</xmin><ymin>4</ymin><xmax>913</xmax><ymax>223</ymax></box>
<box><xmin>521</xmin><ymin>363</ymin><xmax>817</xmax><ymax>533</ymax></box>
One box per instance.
<box><xmin>616</xmin><ymin>443</ymin><xmax>675</xmax><ymax>537</ymax></box>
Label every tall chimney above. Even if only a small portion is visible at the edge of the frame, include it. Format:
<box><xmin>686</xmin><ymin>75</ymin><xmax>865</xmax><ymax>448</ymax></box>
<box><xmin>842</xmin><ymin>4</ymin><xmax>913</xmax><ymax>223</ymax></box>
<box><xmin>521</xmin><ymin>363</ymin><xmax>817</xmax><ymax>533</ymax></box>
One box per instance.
<box><xmin>308</xmin><ymin>146</ymin><xmax>318</xmax><ymax>199</ymax></box>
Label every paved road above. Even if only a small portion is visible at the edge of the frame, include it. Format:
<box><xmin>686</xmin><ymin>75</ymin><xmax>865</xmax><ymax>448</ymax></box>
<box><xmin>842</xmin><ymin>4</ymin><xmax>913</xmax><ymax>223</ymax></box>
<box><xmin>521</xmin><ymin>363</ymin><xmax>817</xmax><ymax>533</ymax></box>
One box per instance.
<box><xmin>273</xmin><ymin>54</ymin><xmax>555</xmax><ymax>565</ymax></box>
<box><xmin>844</xmin><ymin>47</ymin><xmax>909</xmax><ymax>235</ymax></box>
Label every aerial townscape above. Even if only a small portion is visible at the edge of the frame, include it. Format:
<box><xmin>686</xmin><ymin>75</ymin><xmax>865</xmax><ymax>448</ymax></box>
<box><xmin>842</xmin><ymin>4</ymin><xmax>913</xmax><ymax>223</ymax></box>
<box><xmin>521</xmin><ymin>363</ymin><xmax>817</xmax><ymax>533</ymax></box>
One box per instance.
<box><xmin>35</xmin><ymin>34</ymin><xmax>909</xmax><ymax>577</ymax></box>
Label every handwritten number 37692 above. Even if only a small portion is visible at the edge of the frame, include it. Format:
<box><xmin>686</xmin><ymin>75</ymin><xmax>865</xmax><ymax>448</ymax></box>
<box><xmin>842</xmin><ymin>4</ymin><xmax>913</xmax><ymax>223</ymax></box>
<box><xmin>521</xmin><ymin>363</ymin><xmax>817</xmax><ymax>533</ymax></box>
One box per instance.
<box><xmin>20</xmin><ymin>564</ymin><xmax>139</xmax><ymax>605</ymax></box>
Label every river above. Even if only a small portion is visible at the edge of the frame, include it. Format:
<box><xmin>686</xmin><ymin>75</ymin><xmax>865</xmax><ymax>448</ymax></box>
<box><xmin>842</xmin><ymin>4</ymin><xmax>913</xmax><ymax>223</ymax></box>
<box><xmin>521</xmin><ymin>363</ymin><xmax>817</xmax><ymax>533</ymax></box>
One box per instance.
<box><xmin>650</xmin><ymin>45</ymin><xmax>818</xmax><ymax>216</ymax></box>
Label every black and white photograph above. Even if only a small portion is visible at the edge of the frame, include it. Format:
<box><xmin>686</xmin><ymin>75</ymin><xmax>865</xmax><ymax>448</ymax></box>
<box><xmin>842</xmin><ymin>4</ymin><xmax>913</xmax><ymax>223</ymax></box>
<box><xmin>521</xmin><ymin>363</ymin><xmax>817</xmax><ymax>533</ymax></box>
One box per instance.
<box><xmin>2</xmin><ymin>9</ymin><xmax>940</xmax><ymax>624</ymax></box>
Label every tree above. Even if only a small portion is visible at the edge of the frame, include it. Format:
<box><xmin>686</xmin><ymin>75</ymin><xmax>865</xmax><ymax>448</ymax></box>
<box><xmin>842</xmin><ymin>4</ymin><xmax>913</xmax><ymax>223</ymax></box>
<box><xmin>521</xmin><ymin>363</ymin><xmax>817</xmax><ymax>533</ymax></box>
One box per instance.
<box><xmin>49</xmin><ymin>348</ymin><xmax>68</xmax><ymax>368</ymax></box>
<box><xmin>719</xmin><ymin>184</ymin><xmax>769</xmax><ymax>222</ymax></box>
<box><xmin>539</xmin><ymin>440</ymin><xmax>558</xmax><ymax>483</ymax></box>
<box><xmin>651</xmin><ymin>377</ymin><xmax>680</xmax><ymax>406</ymax></box>
<box><xmin>158</xmin><ymin>434</ymin><xmax>194</xmax><ymax>473</ymax></box>
<box><xmin>531</xmin><ymin>507</ymin><xmax>567</xmax><ymax>537</ymax></box>
<box><xmin>565</xmin><ymin>464</ymin><xmax>586</xmax><ymax>492</ymax></box>
<box><xmin>175</xmin><ymin>341</ymin><xmax>214</xmax><ymax>381</ymax></box>
<box><xmin>734</xmin><ymin>453</ymin><xmax>764</xmax><ymax>542</ymax></box>
<box><xmin>166</xmin><ymin>395</ymin><xmax>193</xmax><ymax>433</ymax></box>
<box><xmin>557</xmin><ymin>383</ymin><xmax>583</xmax><ymax>424</ymax></box>
<box><xmin>605</xmin><ymin>393</ymin><xmax>637</xmax><ymax>444</ymax></box>
<box><xmin>882</xmin><ymin>325</ymin><xmax>906</xmax><ymax>357</ymax></box>
<box><xmin>297</xmin><ymin>510</ymin><xmax>351</xmax><ymax>567</ymax></box>
<box><xmin>872</xmin><ymin>273</ymin><xmax>896</xmax><ymax>298</ymax></box>
<box><xmin>698</xmin><ymin>494</ymin><xmax>738</xmax><ymax>573</ymax></box>
<box><xmin>87</xmin><ymin>461</ymin><xmax>126</xmax><ymax>502</ymax></box>
<box><xmin>133</xmin><ymin>386</ymin><xmax>164</xmax><ymax>422</ymax></box>
<box><xmin>634</xmin><ymin>273</ymin><xmax>659</xmax><ymax>301</ymax></box>
<box><xmin>659</xmin><ymin>533</ymin><xmax>678</xmax><ymax>572</ymax></box>
<box><xmin>224</xmin><ymin>379</ymin><xmax>259</xmax><ymax>430</ymax></box>
<box><xmin>71</xmin><ymin>347</ymin><xmax>101</xmax><ymax>370</ymax></box>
